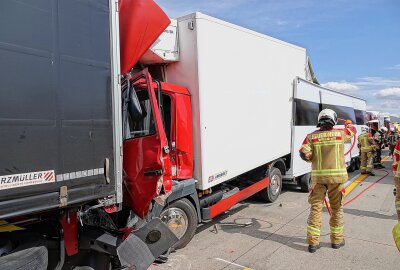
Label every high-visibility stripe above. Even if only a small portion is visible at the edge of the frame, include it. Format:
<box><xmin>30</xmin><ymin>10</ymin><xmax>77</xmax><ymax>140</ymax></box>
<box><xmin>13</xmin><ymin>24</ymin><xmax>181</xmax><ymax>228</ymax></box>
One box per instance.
<box><xmin>330</xmin><ymin>226</ymin><xmax>344</xmax><ymax>234</ymax></box>
<box><xmin>316</xmin><ymin>145</ymin><xmax>322</xmax><ymax>170</ymax></box>
<box><xmin>336</xmin><ymin>144</ymin><xmax>340</xmax><ymax>169</ymax></box>
<box><xmin>313</xmin><ymin>141</ymin><xmax>342</xmax><ymax>145</ymax></box>
<box><xmin>302</xmin><ymin>144</ymin><xmax>311</xmax><ymax>152</ymax></box>
<box><xmin>334</xmin><ymin>144</ymin><xmax>338</xmax><ymax>169</ymax></box>
<box><xmin>394</xmin><ymin>149</ymin><xmax>400</xmax><ymax>155</ymax></box>
<box><xmin>312</xmin><ymin>172</ymin><xmax>348</xmax><ymax>176</ymax></box>
<box><xmin>361</xmin><ymin>147</ymin><xmax>373</xmax><ymax>151</ymax></box>
<box><xmin>359</xmin><ymin>135</ymin><xmax>374</xmax><ymax>152</ymax></box>
<box><xmin>312</xmin><ymin>168</ymin><xmax>348</xmax><ymax>172</ymax></box>
<box><xmin>360</xmin><ymin>166</ymin><xmax>367</xmax><ymax>170</ymax></box>
<box><xmin>307</xmin><ymin>226</ymin><xmax>321</xmax><ymax>236</ymax></box>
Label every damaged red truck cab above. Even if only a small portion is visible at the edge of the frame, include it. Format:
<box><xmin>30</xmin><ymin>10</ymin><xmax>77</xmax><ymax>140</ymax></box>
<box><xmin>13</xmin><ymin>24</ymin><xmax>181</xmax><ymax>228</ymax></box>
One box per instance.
<box><xmin>123</xmin><ymin>70</ymin><xmax>193</xmax><ymax>218</ymax></box>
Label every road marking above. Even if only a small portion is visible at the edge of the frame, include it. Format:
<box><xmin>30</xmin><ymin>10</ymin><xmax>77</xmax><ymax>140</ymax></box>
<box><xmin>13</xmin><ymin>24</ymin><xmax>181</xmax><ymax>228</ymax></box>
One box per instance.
<box><xmin>324</xmin><ymin>156</ymin><xmax>390</xmax><ymax>209</ymax></box>
<box><xmin>345</xmin><ymin>155</ymin><xmax>390</xmax><ymax>196</ymax></box>
<box><xmin>214</xmin><ymin>258</ymin><xmax>253</xmax><ymax>270</ymax></box>
<box><xmin>345</xmin><ymin>174</ymin><xmax>368</xmax><ymax>195</ymax></box>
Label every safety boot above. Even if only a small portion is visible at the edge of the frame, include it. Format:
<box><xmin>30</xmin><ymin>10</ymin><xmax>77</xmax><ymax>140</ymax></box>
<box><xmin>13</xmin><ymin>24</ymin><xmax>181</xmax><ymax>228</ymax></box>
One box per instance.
<box><xmin>332</xmin><ymin>240</ymin><xmax>345</xmax><ymax>249</ymax></box>
<box><xmin>308</xmin><ymin>244</ymin><xmax>320</xmax><ymax>253</ymax></box>
<box><xmin>368</xmin><ymin>172</ymin><xmax>375</xmax><ymax>176</ymax></box>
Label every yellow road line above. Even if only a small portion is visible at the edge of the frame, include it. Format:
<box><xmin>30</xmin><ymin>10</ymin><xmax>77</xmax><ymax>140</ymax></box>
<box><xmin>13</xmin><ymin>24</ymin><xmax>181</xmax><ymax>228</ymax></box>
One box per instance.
<box><xmin>325</xmin><ymin>156</ymin><xmax>391</xmax><ymax>209</ymax></box>
<box><xmin>345</xmin><ymin>174</ymin><xmax>368</xmax><ymax>195</ymax></box>
<box><xmin>345</xmin><ymin>155</ymin><xmax>389</xmax><ymax>196</ymax></box>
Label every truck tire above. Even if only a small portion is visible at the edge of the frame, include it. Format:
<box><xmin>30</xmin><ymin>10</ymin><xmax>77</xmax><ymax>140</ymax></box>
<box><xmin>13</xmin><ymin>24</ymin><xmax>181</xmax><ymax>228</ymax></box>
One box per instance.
<box><xmin>299</xmin><ymin>173</ymin><xmax>312</xmax><ymax>193</ymax></box>
<box><xmin>0</xmin><ymin>233</ymin><xmax>48</xmax><ymax>270</ymax></box>
<box><xmin>160</xmin><ymin>198</ymin><xmax>198</xmax><ymax>249</ymax></box>
<box><xmin>348</xmin><ymin>158</ymin><xmax>356</xmax><ymax>172</ymax></box>
<box><xmin>258</xmin><ymin>167</ymin><xmax>282</xmax><ymax>203</ymax></box>
<box><xmin>354</xmin><ymin>157</ymin><xmax>360</xmax><ymax>171</ymax></box>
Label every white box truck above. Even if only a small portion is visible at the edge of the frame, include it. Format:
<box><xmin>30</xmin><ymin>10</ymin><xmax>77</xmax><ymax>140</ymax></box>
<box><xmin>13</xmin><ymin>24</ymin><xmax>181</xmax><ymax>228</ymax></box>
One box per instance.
<box><xmin>126</xmin><ymin>12</ymin><xmax>366</xmax><ymax>249</ymax></box>
<box><xmin>165</xmin><ymin>13</ymin><xmax>308</xmax><ymax>190</ymax></box>
<box><xmin>285</xmin><ymin>78</ymin><xmax>366</xmax><ymax>191</ymax></box>
<box><xmin>132</xmin><ymin>12</ymin><xmax>310</xmax><ymax>249</ymax></box>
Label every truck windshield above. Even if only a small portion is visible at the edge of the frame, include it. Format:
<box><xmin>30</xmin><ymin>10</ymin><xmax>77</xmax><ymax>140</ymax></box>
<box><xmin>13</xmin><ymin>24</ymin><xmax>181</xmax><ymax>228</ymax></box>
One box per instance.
<box><xmin>126</xmin><ymin>89</ymin><xmax>156</xmax><ymax>139</ymax></box>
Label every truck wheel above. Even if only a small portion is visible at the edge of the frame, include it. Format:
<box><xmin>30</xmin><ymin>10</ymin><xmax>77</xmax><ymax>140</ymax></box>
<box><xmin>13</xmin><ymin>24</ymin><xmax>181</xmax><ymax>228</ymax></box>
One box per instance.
<box><xmin>347</xmin><ymin>159</ymin><xmax>356</xmax><ymax>172</ymax></box>
<box><xmin>354</xmin><ymin>157</ymin><xmax>361</xmax><ymax>170</ymax></box>
<box><xmin>299</xmin><ymin>173</ymin><xmax>311</xmax><ymax>193</ymax></box>
<box><xmin>160</xmin><ymin>198</ymin><xmax>198</xmax><ymax>249</ymax></box>
<box><xmin>258</xmin><ymin>168</ymin><xmax>282</xmax><ymax>203</ymax></box>
<box><xmin>0</xmin><ymin>233</ymin><xmax>48</xmax><ymax>270</ymax></box>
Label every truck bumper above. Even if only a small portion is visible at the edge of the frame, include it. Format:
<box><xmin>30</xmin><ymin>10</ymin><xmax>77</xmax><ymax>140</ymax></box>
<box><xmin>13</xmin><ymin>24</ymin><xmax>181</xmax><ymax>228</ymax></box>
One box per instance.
<box><xmin>81</xmin><ymin>218</ymin><xmax>178</xmax><ymax>270</ymax></box>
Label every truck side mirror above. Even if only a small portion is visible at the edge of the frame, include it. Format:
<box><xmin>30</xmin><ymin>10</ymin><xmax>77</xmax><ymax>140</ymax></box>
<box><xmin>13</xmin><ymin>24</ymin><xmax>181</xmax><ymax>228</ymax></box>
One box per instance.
<box><xmin>128</xmin><ymin>87</ymin><xmax>144</xmax><ymax>121</ymax></box>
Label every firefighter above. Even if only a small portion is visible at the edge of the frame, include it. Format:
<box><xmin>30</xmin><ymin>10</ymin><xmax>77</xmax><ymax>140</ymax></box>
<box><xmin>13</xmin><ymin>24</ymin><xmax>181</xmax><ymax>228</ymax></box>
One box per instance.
<box><xmin>300</xmin><ymin>109</ymin><xmax>355</xmax><ymax>253</ymax></box>
<box><xmin>388</xmin><ymin>128</ymin><xmax>399</xmax><ymax>156</ymax></box>
<box><xmin>358</xmin><ymin>126</ymin><xmax>375</xmax><ymax>176</ymax></box>
<box><xmin>392</xmin><ymin>140</ymin><xmax>400</xmax><ymax>221</ymax></box>
<box><xmin>393</xmin><ymin>139</ymin><xmax>400</xmax><ymax>251</ymax></box>
<box><xmin>373</xmin><ymin>127</ymin><xmax>386</xmax><ymax>169</ymax></box>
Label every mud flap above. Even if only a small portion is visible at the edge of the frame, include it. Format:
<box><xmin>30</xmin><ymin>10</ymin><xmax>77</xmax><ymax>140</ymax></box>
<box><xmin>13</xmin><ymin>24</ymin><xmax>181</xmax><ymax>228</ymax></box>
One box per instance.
<box><xmin>117</xmin><ymin>218</ymin><xmax>178</xmax><ymax>269</ymax></box>
<box><xmin>392</xmin><ymin>223</ymin><xmax>400</xmax><ymax>252</ymax></box>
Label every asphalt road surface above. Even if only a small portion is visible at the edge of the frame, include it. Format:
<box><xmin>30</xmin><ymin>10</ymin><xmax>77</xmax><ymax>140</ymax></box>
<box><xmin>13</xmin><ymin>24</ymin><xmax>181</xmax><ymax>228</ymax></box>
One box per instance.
<box><xmin>150</xmin><ymin>153</ymin><xmax>400</xmax><ymax>270</ymax></box>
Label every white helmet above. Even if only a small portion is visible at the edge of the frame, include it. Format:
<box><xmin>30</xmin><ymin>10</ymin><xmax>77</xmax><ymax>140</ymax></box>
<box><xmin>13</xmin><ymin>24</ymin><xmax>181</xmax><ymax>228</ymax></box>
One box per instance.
<box><xmin>317</xmin><ymin>109</ymin><xmax>337</xmax><ymax>127</ymax></box>
<box><xmin>361</xmin><ymin>126</ymin><xmax>369</xmax><ymax>133</ymax></box>
<box><xmin>380</xmin><ymin>127</ymin><xmax>388</xmax><ymax>133</ymax></box>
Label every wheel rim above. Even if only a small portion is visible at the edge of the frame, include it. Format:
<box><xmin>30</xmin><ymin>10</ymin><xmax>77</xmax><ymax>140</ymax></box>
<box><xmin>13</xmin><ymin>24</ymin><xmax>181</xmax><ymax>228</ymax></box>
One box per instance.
<box><xmin>270</xmin><ymin>174</ymin><xmax>281</xmax><ymax>196</ymax></box>
<box><xmin>160</xmin><ymin>207</ymin><xmax>188</xmax><ymax>239</ymax></box>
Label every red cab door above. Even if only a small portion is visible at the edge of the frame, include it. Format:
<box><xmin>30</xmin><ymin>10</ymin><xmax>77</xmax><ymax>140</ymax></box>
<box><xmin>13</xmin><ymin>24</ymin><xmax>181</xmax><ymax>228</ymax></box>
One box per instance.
<box><xmin>123</xmin><ymin>69</ymin><xmax>172</xmax><ymax>218</ymax></box>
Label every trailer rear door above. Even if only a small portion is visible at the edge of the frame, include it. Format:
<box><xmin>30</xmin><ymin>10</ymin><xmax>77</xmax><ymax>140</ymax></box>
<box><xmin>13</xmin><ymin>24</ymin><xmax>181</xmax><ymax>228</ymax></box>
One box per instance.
<box><xmin>290</xmin><ymin>78</ymin><xmax>320</xmax><ymax>178</ymax></box>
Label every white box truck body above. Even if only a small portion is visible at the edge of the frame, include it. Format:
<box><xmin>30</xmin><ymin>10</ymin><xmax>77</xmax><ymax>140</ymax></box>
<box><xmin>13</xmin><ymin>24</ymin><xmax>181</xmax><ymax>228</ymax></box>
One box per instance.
<box><xmin>164</xmin><ymin>12</ymin><xmax>308</xmax><ymax>190</ymax></box>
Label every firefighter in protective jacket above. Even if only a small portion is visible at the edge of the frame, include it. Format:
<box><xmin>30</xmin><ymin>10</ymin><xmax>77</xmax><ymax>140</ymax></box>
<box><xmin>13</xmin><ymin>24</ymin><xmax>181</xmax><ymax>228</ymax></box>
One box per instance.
<box><xmin>392</xmin><ymin>140</ymin><xmax>400</xmax><ymax>251</ymax></box>
<box><xmin>392</xmin><ymin>140</ymin><xmax>400</xmax><ymax>221</ymax></box>
<box><xmin>358</xmin><ymin>126</ymin><xmax>375</xmax><ymax>176</ymax></box>
<box><xmin>388</xmin><ymin>128</ymin><xmax>399</xmax><ymax>156</ymax></box>
<box><xmin>299</xmin><ymin>109</ymin><xmax>355</xmax><ymax>253</ymax></box>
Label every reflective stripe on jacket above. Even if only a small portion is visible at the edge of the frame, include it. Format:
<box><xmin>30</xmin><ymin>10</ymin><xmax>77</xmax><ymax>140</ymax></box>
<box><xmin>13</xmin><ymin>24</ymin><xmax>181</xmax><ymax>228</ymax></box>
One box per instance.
<box><xmin>394</xmin><ymin>141</ymin><xmax>400</xmax><ymax>178</ymax></box>
<box><xmin>358</xmin><ymin>133</ymin><xmax>374</xmax><ymax>153</ymax></box>
<box><xmin>300</xmin><ymin>127</ymin><xmax>355</xmax><ymax>184</ymax></box>
<box><xmin>388</xmin><ymin>133</ymin><xmax>399</xmax><ymax>146</ymax></box>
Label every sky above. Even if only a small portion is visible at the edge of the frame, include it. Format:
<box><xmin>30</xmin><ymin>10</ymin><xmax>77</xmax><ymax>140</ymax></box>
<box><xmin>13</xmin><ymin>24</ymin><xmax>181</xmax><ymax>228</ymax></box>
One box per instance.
<box><xmin>155</xmin><ymin>0</ymin><xmax>400</xmax><ymax>116</ymax></box>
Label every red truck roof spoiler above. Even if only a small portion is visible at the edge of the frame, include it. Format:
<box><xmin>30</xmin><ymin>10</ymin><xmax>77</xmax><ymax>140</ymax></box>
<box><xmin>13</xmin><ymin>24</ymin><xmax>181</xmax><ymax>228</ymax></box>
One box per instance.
<box><xmin>119</xmin><ymin>0</ymin><xmax>170</xmax><ymax>74</ymax></box>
